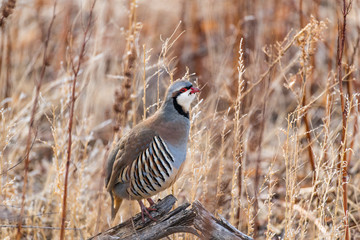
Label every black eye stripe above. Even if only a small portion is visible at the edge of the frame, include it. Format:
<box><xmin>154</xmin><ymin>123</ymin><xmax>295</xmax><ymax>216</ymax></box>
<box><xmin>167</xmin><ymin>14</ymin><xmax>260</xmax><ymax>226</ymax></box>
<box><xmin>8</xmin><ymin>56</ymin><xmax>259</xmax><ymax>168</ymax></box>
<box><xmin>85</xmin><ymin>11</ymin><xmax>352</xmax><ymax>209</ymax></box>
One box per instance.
<box><xmin>174</xmin><ymin>85</ymin><xmax>193</xmax><ymax>97</ymax></box>
<box><xmin>180</xmin><ymin>85</ymin><xmax>192</xmax><ymax>92</ymax></box>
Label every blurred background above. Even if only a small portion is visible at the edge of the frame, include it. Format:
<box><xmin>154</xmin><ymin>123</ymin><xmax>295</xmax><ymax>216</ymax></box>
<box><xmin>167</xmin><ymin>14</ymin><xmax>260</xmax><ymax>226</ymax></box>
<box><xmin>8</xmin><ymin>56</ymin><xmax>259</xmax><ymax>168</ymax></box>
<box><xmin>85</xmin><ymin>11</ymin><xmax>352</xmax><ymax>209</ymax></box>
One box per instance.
<box><xmin>0</xmin><ymin>0</ymin><xmax>359</xmax><ymax>239</ymax></box>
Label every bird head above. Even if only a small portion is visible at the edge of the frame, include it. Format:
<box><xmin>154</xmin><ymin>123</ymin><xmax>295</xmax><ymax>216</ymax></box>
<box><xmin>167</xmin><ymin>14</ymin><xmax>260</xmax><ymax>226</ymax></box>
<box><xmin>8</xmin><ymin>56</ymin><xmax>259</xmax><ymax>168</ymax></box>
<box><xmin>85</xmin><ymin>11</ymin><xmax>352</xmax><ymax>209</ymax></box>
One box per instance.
<box><xmin>164</xmin><ymin>80</ymin><xmax>200</xmax><ymax>118</ymax></box>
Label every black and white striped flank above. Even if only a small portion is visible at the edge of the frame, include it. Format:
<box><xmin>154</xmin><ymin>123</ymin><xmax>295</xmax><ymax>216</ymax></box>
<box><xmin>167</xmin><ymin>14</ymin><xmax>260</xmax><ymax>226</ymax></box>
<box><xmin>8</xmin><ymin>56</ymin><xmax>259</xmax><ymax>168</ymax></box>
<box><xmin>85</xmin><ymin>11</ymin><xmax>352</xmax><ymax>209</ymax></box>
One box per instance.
<box><xmin>118</xmin><ymin>136</ymin><xmax>175</xmax><ymax>198</ymax></box>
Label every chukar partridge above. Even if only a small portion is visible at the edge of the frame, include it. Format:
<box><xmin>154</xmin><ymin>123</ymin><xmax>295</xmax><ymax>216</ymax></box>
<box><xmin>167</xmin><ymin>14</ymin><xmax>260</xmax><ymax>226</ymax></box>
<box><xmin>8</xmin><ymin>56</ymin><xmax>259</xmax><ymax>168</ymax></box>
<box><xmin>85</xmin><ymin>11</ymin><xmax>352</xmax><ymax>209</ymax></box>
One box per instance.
<box><xmin>106</xmin><ymin>80</ymin><xmax>200</xmax><ymax>221</ymax></box>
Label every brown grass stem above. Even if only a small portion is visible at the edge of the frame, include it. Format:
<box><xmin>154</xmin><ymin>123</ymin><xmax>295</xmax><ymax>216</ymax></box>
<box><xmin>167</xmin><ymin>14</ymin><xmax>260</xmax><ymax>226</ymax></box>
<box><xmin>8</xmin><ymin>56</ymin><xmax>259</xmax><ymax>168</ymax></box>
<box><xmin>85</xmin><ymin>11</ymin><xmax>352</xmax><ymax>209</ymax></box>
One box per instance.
<box><xmin>336</xmin><ymin>1</ymin><xmax>352</xmax><ymax>239</ymax></box>
<box><xmin>142</xmin><ymin>44</ymin><xmax>147</xmax><ymax>120</ymax></box>
<box><xmin>299</xmin><ymin>29</ymin><xmax>316</xmax><ymax>178</ymax></box>
<box><xmin>113</xmin><ymin>0</ymin><xmax>138</xmax><ymax>133</ymax></box>
<box><xmin>94</xmin><ymin>146</ymin><xmax>109</xmax><ymax>234</ymax></box>
<box><xmin>299</xmin><ymin>0</ymin><xmax>304</xmax><ymax>28</ymax></box>
<box><xmin>59</xmin><ymin>1</ymin><xmax>96</xmax><ymax>239</ymax></box>
<box><xmin>5</xmin><ymin>26</ymin><xmax>11</xmax><ymax>103</ymax></box>
<box><xmin>15</xmin><ymin>3</ymin><xmax>56</xmax><ymax>239</ymax></box>
<box><xmin>253</xmin><ymin>69</ymin><xmax>270</xmax><ymax>238</ymax></box>
<box><xmin>0</xmin><ymin>27</ymin><xmax>4</xmax><ymax>99</ymax></box>
<box><xmin>232</xmin><ymin>38</ymin><xmax>244</xmax><ymax>227</ymax></box>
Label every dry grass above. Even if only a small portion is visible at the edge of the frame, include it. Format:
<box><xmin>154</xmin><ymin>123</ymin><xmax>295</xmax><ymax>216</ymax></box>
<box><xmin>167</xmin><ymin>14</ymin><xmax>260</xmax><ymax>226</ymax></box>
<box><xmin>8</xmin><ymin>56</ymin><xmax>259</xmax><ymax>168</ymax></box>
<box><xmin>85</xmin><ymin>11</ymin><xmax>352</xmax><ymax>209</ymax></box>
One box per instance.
<box><xmin>0</xmin><ymin>0</ymin><xmax>359</xmax><ymax>239</ymax></box>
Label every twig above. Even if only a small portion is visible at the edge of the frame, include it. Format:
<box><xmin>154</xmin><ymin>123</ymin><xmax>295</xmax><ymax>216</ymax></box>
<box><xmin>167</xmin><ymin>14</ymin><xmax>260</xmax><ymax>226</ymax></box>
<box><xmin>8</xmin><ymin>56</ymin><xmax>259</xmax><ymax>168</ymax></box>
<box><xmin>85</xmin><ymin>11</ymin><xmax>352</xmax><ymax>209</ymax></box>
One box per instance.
<box><xmin>15</xmin><ymin>2</ymin><xmax>56</xmax><ymax>239</ymax></box>
<box><xmin>59</xmin><ymin>1</ymin><xmax>96</xmax><ymax>239</ymax></box>
<box><xmin>2</xmin><ymin>225</ymin><xmax>82</xmax><ymax>231</ymax></box>
<box><xmin>0</xmin><ymin>130</ymin><xmax>37</xmax><ymax>176</ymax></box>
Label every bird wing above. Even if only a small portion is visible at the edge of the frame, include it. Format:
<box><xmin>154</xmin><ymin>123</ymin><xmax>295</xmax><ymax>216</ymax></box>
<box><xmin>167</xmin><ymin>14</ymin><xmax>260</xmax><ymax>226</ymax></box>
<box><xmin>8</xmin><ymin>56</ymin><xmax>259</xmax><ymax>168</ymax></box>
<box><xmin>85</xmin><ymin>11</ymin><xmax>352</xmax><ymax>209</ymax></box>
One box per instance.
<box><xmin>105</xmin><ymin>123</ymin><xmax>158</xmax><ymax>192</ymax></box>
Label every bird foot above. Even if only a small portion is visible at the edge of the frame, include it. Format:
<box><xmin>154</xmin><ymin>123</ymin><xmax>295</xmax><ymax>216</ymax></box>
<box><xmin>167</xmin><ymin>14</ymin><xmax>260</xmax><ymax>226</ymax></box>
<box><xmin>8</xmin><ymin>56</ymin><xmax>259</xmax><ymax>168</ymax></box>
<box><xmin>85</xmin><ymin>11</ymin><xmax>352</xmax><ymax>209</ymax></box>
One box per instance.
<box><xmin>138</xmin><ymin>200</ymin><xmax>157</xmax><ymax>222</ymax></box>
<box><xmin>147</xmin><ymin>198</ymin><xmax>155</xmax><ymax>206</ymax></box>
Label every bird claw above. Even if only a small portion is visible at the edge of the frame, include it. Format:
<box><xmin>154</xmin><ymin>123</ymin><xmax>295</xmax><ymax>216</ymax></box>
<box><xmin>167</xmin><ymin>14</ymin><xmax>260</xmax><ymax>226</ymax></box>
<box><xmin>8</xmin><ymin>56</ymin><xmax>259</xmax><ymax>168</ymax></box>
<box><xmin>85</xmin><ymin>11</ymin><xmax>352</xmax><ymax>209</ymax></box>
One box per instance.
<box><xmin>138</xmin><ymin>200</ymin><xmax>157</xmax><ymax>222</ymax></box>
<box><xmin>146</xmin><ymin>207</ymin><xmax>157</xmax><ymax>212</ymax></box>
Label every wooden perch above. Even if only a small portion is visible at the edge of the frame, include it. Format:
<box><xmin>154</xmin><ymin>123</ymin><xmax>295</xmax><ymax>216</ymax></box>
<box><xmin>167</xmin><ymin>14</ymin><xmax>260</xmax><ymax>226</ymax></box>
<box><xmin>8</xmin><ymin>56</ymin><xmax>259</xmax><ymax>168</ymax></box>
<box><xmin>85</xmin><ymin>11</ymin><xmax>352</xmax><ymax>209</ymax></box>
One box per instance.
<box><xmin>89</xmin><ymin>195</ymin><xmax>253</xmax><ymax>240</ymax></box>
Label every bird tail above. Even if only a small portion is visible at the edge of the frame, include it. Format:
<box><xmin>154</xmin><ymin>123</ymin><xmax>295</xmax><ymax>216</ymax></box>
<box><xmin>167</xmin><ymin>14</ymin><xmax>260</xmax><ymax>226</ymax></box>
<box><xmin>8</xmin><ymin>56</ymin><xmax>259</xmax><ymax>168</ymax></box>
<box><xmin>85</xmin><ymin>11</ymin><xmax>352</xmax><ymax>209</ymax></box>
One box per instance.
<box><xmin>110</xmin><ymin>191</ymin><xmax>123</xmax><ymax>220</ymax></box>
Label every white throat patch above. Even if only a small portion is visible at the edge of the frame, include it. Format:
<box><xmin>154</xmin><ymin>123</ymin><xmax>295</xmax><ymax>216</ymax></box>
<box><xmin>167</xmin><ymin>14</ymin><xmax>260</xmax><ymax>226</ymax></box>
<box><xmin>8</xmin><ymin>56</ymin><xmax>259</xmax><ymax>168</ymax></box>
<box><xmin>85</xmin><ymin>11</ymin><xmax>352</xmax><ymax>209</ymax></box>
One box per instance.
<box><xmin>176</xmin><ymin>91</ymin><xmax>196</xmax><ymax>112</ymax></box>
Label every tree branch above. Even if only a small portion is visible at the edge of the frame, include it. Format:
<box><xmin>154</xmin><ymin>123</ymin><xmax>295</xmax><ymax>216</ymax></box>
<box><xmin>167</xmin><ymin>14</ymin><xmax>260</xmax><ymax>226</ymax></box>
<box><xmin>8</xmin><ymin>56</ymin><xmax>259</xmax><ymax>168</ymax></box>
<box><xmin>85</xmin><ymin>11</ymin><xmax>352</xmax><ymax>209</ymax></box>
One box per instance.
<box><xmin>89</xmin><ymin>195</ymin><xmax>253</xmax><ymax>240</ymax></box>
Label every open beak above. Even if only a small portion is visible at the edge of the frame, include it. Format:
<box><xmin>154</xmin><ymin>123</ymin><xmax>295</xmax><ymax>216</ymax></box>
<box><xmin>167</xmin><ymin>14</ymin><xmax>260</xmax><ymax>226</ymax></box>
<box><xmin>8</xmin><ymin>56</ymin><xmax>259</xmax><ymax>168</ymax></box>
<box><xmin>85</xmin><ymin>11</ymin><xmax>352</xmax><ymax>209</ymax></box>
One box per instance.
<box><xmin>190</xmin><ymin>87</ymin><xmax>200</xmax><ymax>94</ymax></box>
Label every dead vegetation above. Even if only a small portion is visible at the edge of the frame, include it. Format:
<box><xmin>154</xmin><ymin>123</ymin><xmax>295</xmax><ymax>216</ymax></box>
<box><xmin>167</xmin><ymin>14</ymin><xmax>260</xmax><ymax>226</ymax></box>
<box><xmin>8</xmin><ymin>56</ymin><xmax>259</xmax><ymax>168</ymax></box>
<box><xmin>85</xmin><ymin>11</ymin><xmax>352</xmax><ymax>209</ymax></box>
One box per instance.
<box><xmin>0</xmin><ymin>0</ymin><xmax>359</xmax><ymax>239</ymax></box>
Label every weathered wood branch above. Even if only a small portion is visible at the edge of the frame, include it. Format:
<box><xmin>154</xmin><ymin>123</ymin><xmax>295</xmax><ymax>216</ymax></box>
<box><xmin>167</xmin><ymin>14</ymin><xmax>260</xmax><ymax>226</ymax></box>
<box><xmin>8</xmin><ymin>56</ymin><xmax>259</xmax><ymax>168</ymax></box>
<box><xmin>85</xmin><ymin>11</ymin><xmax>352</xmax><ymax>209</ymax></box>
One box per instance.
<box><xmin>89</xmin><ymin>195</ymin><xmax>253</xmax><ymax>240</ymax></box>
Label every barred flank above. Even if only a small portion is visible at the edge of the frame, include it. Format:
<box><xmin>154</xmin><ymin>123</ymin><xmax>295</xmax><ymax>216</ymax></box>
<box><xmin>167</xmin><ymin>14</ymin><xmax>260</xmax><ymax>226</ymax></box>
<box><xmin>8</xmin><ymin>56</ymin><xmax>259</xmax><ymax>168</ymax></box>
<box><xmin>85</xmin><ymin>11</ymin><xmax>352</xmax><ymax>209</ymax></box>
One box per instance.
<box><xmin>125</xmin><ymin>136</ymin><xmax>175</xmax><ymax>198</ymax></box>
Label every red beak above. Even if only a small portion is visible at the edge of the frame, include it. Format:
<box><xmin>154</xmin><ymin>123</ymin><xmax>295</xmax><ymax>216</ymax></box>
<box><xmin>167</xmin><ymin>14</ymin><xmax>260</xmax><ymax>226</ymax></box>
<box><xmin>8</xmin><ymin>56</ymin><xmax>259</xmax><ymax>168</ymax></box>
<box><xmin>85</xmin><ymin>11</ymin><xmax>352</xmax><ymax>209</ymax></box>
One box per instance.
<box><xmin>190</xmin><ymin>87</ymin><xmax>200</xmax><ymax>94</ymax></box>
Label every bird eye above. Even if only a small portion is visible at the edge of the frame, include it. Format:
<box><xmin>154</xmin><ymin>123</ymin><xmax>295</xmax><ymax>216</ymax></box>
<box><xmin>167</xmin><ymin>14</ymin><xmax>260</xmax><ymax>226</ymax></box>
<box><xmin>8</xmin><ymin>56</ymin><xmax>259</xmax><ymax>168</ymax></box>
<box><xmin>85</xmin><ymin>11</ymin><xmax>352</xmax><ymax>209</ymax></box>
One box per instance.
<box><xmin>180</xmin><ymin>88</ymin><xmax>187</xmax><ymax>93</ymax></box>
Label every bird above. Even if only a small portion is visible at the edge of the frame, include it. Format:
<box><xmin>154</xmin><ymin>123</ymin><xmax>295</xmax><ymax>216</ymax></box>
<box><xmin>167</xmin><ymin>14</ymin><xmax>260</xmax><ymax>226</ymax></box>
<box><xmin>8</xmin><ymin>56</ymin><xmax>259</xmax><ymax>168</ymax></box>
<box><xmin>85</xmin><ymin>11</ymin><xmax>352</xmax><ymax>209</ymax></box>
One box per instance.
<box><xmin>105</xmin><ymin>79</ymin><xmax>200</xmax><ymax>221</ymax></box>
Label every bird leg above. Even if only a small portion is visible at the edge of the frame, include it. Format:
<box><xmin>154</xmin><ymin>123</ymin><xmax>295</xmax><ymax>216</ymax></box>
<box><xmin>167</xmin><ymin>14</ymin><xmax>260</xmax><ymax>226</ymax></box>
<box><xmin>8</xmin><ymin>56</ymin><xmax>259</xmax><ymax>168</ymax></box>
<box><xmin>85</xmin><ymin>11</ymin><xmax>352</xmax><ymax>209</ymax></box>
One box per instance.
<box><xmin>137</xmin><ymin>200</ymin><xmax>157</xmax><ymax>222</ymax></box>
<box><xmin>147</xmin><ymin>198</ymin><xmax>155</xmax><ymax>206</ymax></box>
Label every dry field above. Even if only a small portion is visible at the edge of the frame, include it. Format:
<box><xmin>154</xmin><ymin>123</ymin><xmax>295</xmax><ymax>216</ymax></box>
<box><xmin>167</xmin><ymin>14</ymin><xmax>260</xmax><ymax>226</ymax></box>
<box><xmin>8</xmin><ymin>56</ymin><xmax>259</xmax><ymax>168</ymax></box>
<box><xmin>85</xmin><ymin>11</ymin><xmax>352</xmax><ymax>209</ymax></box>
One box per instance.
<box><xmin>0</xmin><ymin>0</ymin><xmax>359</xmax><ymax>239</ymax></box>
